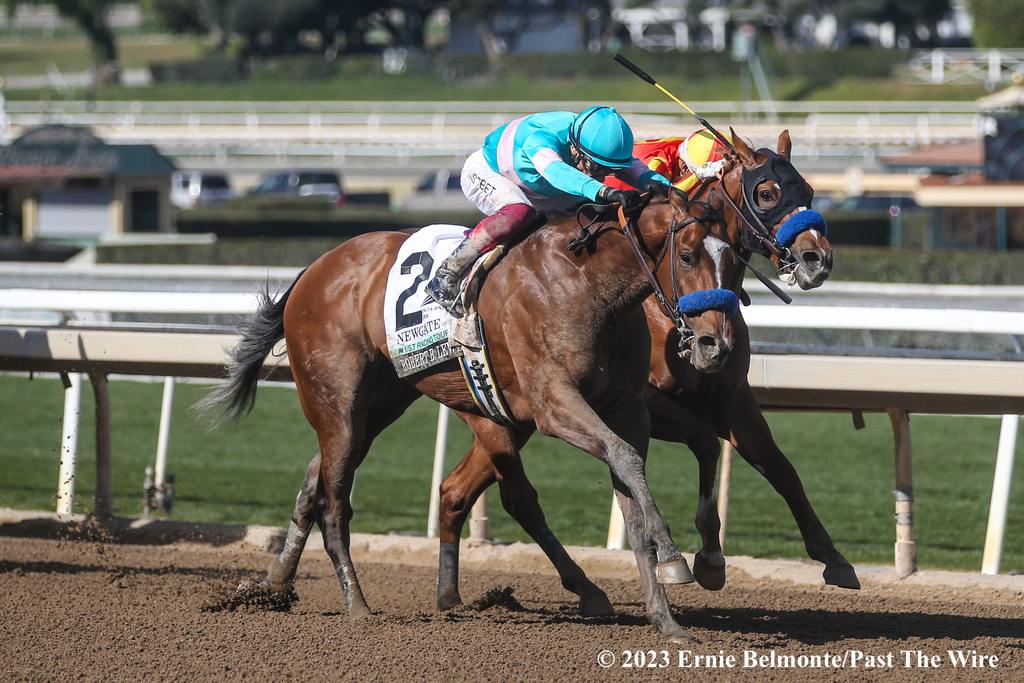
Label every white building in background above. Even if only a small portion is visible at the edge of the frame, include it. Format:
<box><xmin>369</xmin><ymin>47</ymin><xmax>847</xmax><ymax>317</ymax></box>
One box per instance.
<box><xmin>0</xmin><ymin>2</ymin><xmax>142</xmax><ymax>33</ymax></box>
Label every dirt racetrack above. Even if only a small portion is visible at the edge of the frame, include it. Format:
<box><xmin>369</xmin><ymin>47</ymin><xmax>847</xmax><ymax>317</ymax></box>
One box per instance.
<box><xmin>2</xmin><ymin>533</ymin><xmax>1022</xmax><ymax>682</ymax></box>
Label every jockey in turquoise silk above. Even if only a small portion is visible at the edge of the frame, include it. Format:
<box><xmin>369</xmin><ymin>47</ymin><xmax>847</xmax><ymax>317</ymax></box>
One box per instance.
<box><xmin>425</xmin><ymin>106</ymin><xmax>672</xmax><ymax>316</ymax></box>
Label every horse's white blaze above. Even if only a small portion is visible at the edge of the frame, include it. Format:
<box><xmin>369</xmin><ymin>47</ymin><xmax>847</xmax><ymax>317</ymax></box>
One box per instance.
<box><xmin>703</xmin><ymin>235</ymin><xmax>730</xmax><ymax>288</ymax></box>
<box><xmin>810</xmin><ymin>229</ymin><xmax>820</xmax><ymax>239</ymax></box>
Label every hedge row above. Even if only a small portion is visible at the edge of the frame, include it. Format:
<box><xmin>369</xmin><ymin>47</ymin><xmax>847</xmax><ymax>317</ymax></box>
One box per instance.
<box><xmin>176</xmin><ymin>205</ymin><xmax>479</xmax><ymax>238</ymax></box>
<box><xmin>150</xmin><ymin>47</ymin><xmax>907</xmax><ymax>85</ymax></box>
<box><xmin>176</xmin><ymin>204</ymin><xmax>903</xmax><ymax>244</ymax></box>
<box><xmin>97</xmin><ymin>239</ymin><xmax>1024</xmax><ymax>285</ymax></box>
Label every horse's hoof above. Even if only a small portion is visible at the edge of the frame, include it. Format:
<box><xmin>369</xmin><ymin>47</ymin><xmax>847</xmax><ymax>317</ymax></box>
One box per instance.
<box><xmin>348</xmin><ymin>602</ymin><xmax>373</xmax><ymax>620</ymax></box>
<box><xmin>665</xmin><ymin>629</ymin><xmax>700</xmax><ymax>645</ymax></box>
<box><xmin>693</xmin><ymin>551</ymin><xmax>727</xmax><ymax>591</ymax></box>
<box><xmin>823</xmin><ymin>563</ymin><xmax>861</xmax><ymax>590</ymax></box>
<box><xmin>436</xmin><ymin>591</ymin><xmax>463</xmax><ymax>611</ymax></box>
<box><xmin>579</xmin><ymin>592</ymin><xmax>615</xmax><ymax>617</ymax></box>
<box><xmin>656</xmin><ymin>558</ymin><xmax>695</xmax><ymax>585</ymax></box>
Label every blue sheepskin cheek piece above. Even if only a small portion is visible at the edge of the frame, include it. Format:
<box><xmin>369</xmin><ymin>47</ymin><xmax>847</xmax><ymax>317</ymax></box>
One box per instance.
<box><xmin>677</xmin><ymin>288</ymin><xmax>740</xmax><ymax>317</ymax></box>
<box><xmin>776</xmin><ymin>209</ymin><xmax>827</xmax><ymax>248</ymax></box>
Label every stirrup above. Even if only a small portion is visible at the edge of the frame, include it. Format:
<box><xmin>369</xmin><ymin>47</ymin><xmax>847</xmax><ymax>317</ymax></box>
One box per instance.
<box><xmin>426</xmin><ymin>274</ymin><xmax>465</xmax><ymax>317</ymax></box>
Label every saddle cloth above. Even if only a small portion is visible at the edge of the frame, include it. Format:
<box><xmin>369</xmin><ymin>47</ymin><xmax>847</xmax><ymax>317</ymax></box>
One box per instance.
<box><xmin>384</xmin><ymin>224</ymin><xmax>466</xmax><ymax>378</ymax></box>
<box><xmin>383</xmin><ymin>225</ymin><xmax>518</xmax><ymax>426</ymax></box>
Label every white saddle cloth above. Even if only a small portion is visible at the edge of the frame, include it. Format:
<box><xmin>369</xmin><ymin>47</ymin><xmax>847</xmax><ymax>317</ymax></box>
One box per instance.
<box><xmin>384</xmin><ymin>224</ymin><xmax>468</xmax><ymax>377</ymax></box>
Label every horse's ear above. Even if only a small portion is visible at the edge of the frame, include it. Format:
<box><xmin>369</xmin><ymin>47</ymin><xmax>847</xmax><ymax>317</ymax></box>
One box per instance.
<box><xmin>730</xmin><ymin>127</ymin><xmax>755</xmax><ymax>163</ymax></box>
<box><xmin>668</xmin><ymin>186</ymin><xmax>688</xmax><ymax>211</ymax></box>
<box><xmin>777</xmin><ymin>129</ymin><xmax>792</xmax><ymax>160</ymax></box>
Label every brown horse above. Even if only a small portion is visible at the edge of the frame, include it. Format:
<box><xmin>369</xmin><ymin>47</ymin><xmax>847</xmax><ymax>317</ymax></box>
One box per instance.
<box><xmin>203</xmin><ymin>191</ymin><xmax>745</xmax><ymax>641</ymax></box>
<box><xmin>433</xmin><ymin>129</ymin><xmax>857</xmax><ymax>622</ymax></box>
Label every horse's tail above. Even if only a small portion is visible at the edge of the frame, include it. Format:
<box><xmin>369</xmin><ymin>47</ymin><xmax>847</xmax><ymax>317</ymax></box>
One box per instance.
<box><xmin>198</xmin><ymin>269</ymin><xmax>306</xmax><ymax>424</ymax></box>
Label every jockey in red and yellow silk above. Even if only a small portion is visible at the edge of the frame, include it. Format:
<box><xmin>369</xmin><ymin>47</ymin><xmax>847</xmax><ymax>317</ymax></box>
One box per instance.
<box><xmin>605</xmin><ymin>129</ymin><xmax>733</xmax><ymax>193</ymax></box>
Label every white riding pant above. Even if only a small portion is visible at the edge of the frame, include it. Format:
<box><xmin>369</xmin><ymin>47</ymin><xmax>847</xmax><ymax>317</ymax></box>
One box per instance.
<box><xmin>460</xmin><ymin>149</ymin><xmax>587</xmax><ymax>217</ymax></box>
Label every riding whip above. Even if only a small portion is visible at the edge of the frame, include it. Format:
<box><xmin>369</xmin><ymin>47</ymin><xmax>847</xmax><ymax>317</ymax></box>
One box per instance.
<box><xmin>613</xmin><ymin>54</ymin><xmax>736</xmax><ymax>153</ymax></box>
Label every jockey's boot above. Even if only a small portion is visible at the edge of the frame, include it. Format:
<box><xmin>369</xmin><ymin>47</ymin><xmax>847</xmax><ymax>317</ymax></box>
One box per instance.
<box><xmin>425</xmin><ymin>230</ymin><xmax>492</xmax><ymax>317</ymax></box>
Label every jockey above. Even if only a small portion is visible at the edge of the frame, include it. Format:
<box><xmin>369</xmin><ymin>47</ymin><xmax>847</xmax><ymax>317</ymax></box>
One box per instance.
<box><xmin>425</xmin><ymin>105</ymin><xmax>673</xmax><ymax>316</ymax></box>
<box><xmin>605</xmin><ymin>129</ymin><xmax>733</xmax><ymax>194</ymax></box>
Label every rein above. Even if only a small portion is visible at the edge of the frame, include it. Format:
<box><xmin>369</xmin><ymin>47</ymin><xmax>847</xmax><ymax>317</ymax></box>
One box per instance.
<box><xmin>615</xmin><ymin>204</ymin><xmax>683</xmax><ymax>329</ymax></box>
<box><xmin>613</xmin><ymin>198</ymin><xmax>725</xmax><ymax>335</ymax></box>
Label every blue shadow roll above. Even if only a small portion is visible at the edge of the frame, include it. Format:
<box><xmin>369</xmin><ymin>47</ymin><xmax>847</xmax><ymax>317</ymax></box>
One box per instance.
<box><xmin>677</xmin><ymin>288</ymin><xmax>740</xmax><ymax>317</ymax></box>
<box><xmin>776</xmin><ymin>209</ymin><xmax>827</xmax><ymax>248</ymax></box>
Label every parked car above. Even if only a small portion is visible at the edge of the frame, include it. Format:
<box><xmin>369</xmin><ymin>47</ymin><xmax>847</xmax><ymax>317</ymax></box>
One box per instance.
<box><xmin>834</xmin><ymin>194</ymin><xmax>921</xmax><ymax>217</ymax></box>
<box><xmin>170</xmin><ymin>171</ymin><xmax>235</xmax><ymax>209</ymax></box>
<box><xmin>399</xmin><ymin>169</ymin><xmax>474</xmax><ymax>212</ymax></box>
<box><xmin>248</xmin><ymin>170</ymin><xmax>345</xmax><ymax>204</ymax></box>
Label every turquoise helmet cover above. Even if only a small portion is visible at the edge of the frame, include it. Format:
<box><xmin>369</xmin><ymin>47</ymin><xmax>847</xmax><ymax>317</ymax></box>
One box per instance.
<box><xmin>570</xmin><ymin>106</ymin><xmax>635</xmax><ymax>169</ymax></box>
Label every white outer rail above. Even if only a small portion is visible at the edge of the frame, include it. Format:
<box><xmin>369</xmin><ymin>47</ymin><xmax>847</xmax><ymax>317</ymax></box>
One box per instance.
<box><xmin>1</xmin><ymin>286</ymin><xmax>1021</xmax><ymax>576</ymax></box>
<box><xmin>5</xmin><ymin>289</ymin><xmax>1024</xmax><ymax>336</ymax></box>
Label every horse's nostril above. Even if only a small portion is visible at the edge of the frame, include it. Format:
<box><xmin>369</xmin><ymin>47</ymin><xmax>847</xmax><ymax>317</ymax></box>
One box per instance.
<box><xmin>801</xmin><ymin>250</ymin><xmax>822</xmax><ymax>267</ymax></box>
<box><xmin>697</xmin><ymin>335</ymin><xmax>719</xmax><ymax>350</ymax></box>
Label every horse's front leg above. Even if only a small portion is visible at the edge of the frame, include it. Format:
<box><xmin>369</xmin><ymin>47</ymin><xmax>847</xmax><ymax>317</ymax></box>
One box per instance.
<box><xmin>533</xmin><ymin>381</ymin><xmax>695</xmax><ymax>642</ymax></box>
<box><xmin>724</xmin><ymin>385</ymin><xmax>860</xmax><ymax>589</ymax></box>
<box><xmin>646</xmin><ymin>385</ymin><xmax>727</xmax><ymax>590</ymax></box>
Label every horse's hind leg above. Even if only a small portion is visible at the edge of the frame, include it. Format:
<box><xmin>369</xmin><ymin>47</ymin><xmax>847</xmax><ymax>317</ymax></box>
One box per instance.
<box><xmin>436</xmin><ymin>417</ymin><xmax>612</xmax><ymax>616</ymax></box>
<box><xmin>266</xmin><ymin>374</ymin><xmax>420</xmax><ymax>602</ymax></box>
<box><xmin>435</xmin><ymin>431</ymin><xmax>499</xmax><ymax>610</ymax></box>
<box><xmin>440</xmin><ymin>415</ymin><xmax>613</xmax><ymax>616</ymax></box>
<box><xmin>296</xmin><ymin>349</ymin><xmax>419</xmax><ymax>618</ymax></box>
<box><xmin>492</xmin><ymin>449</ymin><xmax>614</xmax><ymax>617</ymax></box>
<box><xmin>266</xmin><ymin>453</ymin><xmax>321</xmax><ymax>589</ymax></box>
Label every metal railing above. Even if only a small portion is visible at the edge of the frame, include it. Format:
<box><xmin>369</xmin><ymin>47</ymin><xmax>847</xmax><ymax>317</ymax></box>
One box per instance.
<box><xmin>0</xmin><ymin>99</ymin><xmax>984</xmax><ymax>169</ymax></box>
<box><xmin>909</xmin><ymin>48</ymin><xmax>1024</xmax><ymax>86</ymax></box>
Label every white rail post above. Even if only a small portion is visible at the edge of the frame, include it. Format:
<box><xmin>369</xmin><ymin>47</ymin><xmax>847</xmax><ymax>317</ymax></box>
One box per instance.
<box><xmin>982</xmin><ymin>415</ymin><xmax>1020</xmax><ymax>575</ymax></box>
<box><xmin>56</xmin><ymin>373</ymin><xmax>82</xmax><ymax>515</ymax></box>
<box><xmin>930</xmin><ymin>49</ymin><xmax>944</xmax><ymax>84</ymax></box>
<box><xmin>717</xmin><ymin>440</ymin><xmax>734</xmax><ymax>550</ymax></box>
<box><xmin>426</xmin><ymin>405</ymin><xmax>450</xmax><ymax>538</ymax></box>
<box><xmin>987</xmin><ymin>50</ymin><xmax>1002</xmax><ymax>88</ymax></box>
<box><xmin>888</xmin><ymin>407</ymin><xmax>916</xmax><ymax>578</ymax></box>
<box><xmin>607</xmin><ymin>493</ymin><xmax>626</xmax><ymax>550</ymax></box>
<box><xmin>90</xmin><ymin>373</ymin><xmax>113</xmax><ymax>519</ymax></box>
<box><xmin>469</xmin><ymin>491</ymin><xmax>490</xmax><ymax>541</ymax></box>
<box><xmin>153</xmin><ymin>377</ymin><xmax>175</xmax><ymax>510</ymax></box>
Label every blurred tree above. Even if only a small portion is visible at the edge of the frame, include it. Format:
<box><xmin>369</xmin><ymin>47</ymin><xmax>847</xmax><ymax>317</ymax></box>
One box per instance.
<box><xmin>836</xmin><ymin>0</ymin><xmax>951</xmax><ymax>46</ymax></box>
<box><xmin>144</xmin><ymin>0</ymin><xmax>230</xmax><ymax>51</ymax></box>
<box><xmin>144</xmin><ymin>0</ymin><xmax>416</xmax><ymax>57</ymax></box>
<box><xmin>971</xmin><ymin>0</ymin><xmax>1024</xmax><ymax>48</ymax></box>
<box><xmin>5</xmin><ymin>0</ymin><xmax>123</xmax><ymax>83</ymax></box>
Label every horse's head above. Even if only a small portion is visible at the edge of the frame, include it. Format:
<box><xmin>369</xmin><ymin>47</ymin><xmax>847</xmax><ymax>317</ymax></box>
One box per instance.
<box><xmin>641</xmin><ymin>192</ymin><xmax>743</xmax><ymax>373</ymax></box>
<box><xmin>720</xmin><ymin>129</ymin><xmax>833</xmax><ymax>290</ymax></box>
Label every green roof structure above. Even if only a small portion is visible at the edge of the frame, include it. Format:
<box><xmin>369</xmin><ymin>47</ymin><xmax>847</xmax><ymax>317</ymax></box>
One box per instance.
<box><xmin>0</xmin><ymin>124</ymin><xmax>176</xmax><ymax>181</ymax></box>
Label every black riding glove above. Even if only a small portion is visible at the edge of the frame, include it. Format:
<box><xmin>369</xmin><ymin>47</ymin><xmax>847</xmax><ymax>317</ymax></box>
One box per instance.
<box><xmin>597</xmin><ymin>186</ymin><xmax>642</xmax><ymax>211</ymax></box>
<box><xmin>641</xmin><ymin>178</ymin><xmax>670</xmax><ymax>196</ymax></box>
<box><xmin>642</xmin><ymin>179</ymin><xmax>689</xmax><ymax>203</ymax></box>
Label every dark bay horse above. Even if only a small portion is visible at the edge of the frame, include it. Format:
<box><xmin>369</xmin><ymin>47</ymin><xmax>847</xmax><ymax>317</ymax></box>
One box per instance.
<box><xmin>642</xmin><ymin>131</ymin><xmax>857</xmax><ymax>592</ymax></box>
<box><xmin>203</xmin><ymin>191</ymin><xmax>743</xmax><ymax>641</ymax></box>
<box><xmin>433</xmin><ymin>129</ymin><xmax>857</xmax><ymax>623</ymax></box>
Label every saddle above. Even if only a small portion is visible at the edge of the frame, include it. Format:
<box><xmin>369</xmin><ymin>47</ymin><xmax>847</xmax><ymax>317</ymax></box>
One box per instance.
<box><xmin>449</xmin><ymin>244</ymin><xmax>507</xmax><ymax>349</ymax></box>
